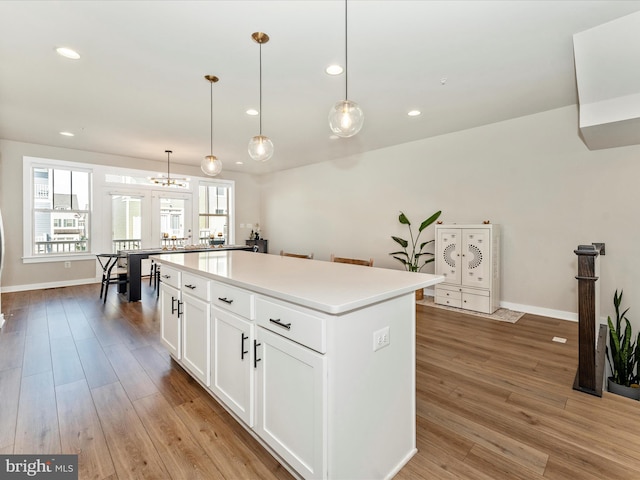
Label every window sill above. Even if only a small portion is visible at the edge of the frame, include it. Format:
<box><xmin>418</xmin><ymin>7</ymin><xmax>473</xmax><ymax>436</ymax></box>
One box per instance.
<box><xmin>23</xmin><ymin>253</ymin><xmax>97</xmax><ymax>264</ymax></box>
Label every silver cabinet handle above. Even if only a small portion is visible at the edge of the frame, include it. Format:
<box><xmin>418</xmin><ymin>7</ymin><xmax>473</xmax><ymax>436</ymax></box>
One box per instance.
<box><xmin>269</xmin><ymin>318</ymin><xmax>291</xmax><ymax>330</ymax></box>
<box><xmin>218</xmin><ymin>297</ymin><xmax>233</xmax><ymax>304</ymax></box>
<box><xmin>184</xmin><ymin>284</ymin><xmax>196</xmax><ymax>289</ymax></box>
<box><xmin>162</xmin><ymin>274</ymin><xmax>171</xmax><ymax>279</ymax></box>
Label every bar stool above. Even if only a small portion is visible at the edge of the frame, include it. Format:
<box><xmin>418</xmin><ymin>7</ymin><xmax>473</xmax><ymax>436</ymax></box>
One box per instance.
<box><xmin>96</xmin><ymin>253</ymin><xmax>128</xmax><ymax>304</ymax></box>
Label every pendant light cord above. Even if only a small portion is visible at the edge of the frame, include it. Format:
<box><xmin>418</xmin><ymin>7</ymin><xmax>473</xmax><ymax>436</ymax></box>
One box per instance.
<box><xmin>344</xmin><ymin>0</ymin><xmax>348</xmax><ymax>101</ymax></box>
<box><xmin>166</xmin><ymin>150</ymin><xmax>171</xmax><ymax>182</ymax></box>
<box><xmin>210</xmin><ymin>80</ymin><xmax>214</xmax><ymax>154</ymax></box>
<box><xmin>259</xmin><ymin>41</ymin><xmax>263</xmax><ymax>136</ymax></box>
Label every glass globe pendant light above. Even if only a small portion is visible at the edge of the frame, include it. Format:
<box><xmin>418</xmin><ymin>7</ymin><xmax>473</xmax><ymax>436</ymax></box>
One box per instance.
<box><xmin>248</xmin><ymin>32</ymin><xmax>274</xmax><ymax>162</ymax></box>
<box><xmin>201</xmin><ymin>75</ymin><xmax>223</xmax><ymax>176</ymax></box>
<box><xmin>328</xmin><ymin>0</ymin><xmax>364</xmax><ymax>137</ymax></box>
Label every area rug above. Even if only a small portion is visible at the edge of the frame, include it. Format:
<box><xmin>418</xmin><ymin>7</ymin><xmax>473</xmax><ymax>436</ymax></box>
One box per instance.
<box><xmin>416</xmin><ymin>296</ymin><xmax>524</xmax><ymax>324</ymax></box>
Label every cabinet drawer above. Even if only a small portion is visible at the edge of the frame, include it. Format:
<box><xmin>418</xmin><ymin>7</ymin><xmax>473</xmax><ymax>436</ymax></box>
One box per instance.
<box><xmin>159</xmin><ymin>264</ymin><xmax>181</xmax><ymax>289</ymax></box>
<box><xmin>435</xmin><ymin>286</ymin><xmax>461</xmax><ymax>300</ymax></box>
<box><xmin>435</xmin><ymin>296</ymin><xmax>462</xmax><ymax>308</ymax></box>
<box><xmin>182</xmin><ymin>272</ymin><xmax>210</xmax><ymax>301</ymax></box>
<box><xmin>211</xmin><ymin>281</ymin><xmax>255</xmax><ymax>319</ymax></box>
<box><xmin>462</xmin><ymin>293</ymin><xmax>491</xmax><ymax>313</ymax></box>
<box><xmin>255</xmin><ymin>296</ymin><xmax>326</xmax><ymax>354</ymax></box>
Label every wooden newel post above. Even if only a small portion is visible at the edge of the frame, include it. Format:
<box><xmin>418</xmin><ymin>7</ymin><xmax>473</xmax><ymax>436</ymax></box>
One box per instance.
<box><xmin>573</xmin><ymin>244</ymin><xmax>606</xmax><ymax>397</ymax></box>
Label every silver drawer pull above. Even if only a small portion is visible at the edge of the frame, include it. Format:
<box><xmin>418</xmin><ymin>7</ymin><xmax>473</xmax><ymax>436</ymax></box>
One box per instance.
<box><xmin>269</xmin><ymin>318</ymin><xmax>291</xmax><ymax>330</ymax></box>
<box><xmin>184</xmin><ymin>284</ymin><xmax>196</xmax><ymax>289</ymax></box>
<box><xmin>218</xmin><ymin>297</ymin><xmax>233</xmax><ymax>304</ymax></box>
<box><xmin>162</xmin><ymin>274</ymin><xmax>171</xmax><ymax>279</ymax></box>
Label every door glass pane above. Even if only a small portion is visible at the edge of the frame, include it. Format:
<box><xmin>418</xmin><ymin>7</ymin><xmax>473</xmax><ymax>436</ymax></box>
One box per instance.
<box><xmin>112</xmin><ymin>195</ymin><xmax>142</xmax><ymax>252</ymax></box>
<box><xmin>160</xmin><ymin>197</ymin><xmax>186</xmax><ymax>247</ymax></box>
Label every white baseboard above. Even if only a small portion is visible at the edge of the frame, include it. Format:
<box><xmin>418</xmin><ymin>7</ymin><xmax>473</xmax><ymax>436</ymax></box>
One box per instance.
<box><xmin>0</xmin><ymin>277</ymin><xmax>99</xmax><ymax>293</ymax></box>
<box><xmin>499</xmin><ymin>301</ymin><xmax>578</xmax><ymax>322</ymax></box>
<box><xmin>423</xmin><ymin>288</ymin><xmax>579</xmax><ymax>323</ymax></box>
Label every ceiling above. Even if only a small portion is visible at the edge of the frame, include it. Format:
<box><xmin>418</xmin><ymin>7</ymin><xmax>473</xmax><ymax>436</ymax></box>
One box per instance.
<box><xmin>2</xmin><ymin>1</ymin><xmax>640</xmax><ymax>176</ymax></box>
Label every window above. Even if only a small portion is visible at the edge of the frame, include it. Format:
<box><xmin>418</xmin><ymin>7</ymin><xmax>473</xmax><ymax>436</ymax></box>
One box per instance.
<box><xmin>30</xmin><ymin>164</ymin><xmax>91</xmax><ymax>256</ymax></box>
<box><xmin>111</xmin><ymin>194</ymin><xmax>142</xmax><ymax>252</ymax></box>
<box><xmin>199</xmin><ymin>183</ymin><xmax>230</xmax><ymax>245</ymax></box>
<box><xmin>24</xmin><ymin>158</ymin><xmax>235</xmax><ymax>262</ymax></box>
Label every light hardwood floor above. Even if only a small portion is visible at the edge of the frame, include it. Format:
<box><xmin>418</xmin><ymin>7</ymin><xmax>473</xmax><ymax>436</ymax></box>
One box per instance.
<box><xmin>1</xmin><ymin>284</ymin><xmax>639</xmax><ymax>479</ymax></box>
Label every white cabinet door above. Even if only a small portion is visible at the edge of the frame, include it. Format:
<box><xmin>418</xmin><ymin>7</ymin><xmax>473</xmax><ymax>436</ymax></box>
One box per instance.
<box><xmin>436</xmin><ymin>228</ymin><xmax>461</xmax><ymax>285</ymax></box>
<box><xmin>255</xmin><ymin>327</ymin><xmax>327</xmax><ymax>480</ymax></box>
<box><xmin>211</xmin><ymin>306</ymin><xmax>254</xmax><ymax>426</ymax></box>
<box><xmin>182</xmin><ymin>292</ymin><xmax>211</xmax><ymax>386</ymax></box>
<box><xmin>462</xmin><ymin>228</ymin><xmax>491</xmax><ymax>289</ymax></box>
<box><xmin>159</xmin><ymin>282</ymin><xmax>181</xmax><ymax>359</ymax></box>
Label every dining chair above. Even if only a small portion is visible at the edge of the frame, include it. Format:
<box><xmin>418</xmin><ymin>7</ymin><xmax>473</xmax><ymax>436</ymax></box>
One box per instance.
<box><xmin>96</xmin><ymin>253</ymin><xmax>129</xmax><ymax>304</ymax></box>
<box><xmin>330</xmin><ymin>254</ymin><xmax>373</xmax><ymax>267</ymax></box>
<box><xmin>280</xmin><ymin>250</ymin><xmax>314</xmax><ymax>259</ymax></box>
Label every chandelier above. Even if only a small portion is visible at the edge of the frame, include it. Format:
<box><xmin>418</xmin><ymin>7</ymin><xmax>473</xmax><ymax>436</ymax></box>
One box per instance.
<box><xmin>150</xmin><ymin>150</ymin><xmax>187</xmax><ymax>187</ymax></box>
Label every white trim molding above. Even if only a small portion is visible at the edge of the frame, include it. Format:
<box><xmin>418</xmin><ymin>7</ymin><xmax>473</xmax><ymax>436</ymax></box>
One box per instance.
<box><xmin>1</xmin><ymin>277</ymin><xmax>99</xmax><ymax>293</ymax></box>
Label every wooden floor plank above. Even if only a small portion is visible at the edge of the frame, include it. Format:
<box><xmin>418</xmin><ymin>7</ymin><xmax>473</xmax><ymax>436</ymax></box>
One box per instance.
<box><xmin>0</xmin><ymin>367</ymin><xmax>22</xmax><ymax>450</ymax></box>
<box><xmin>50</xmin><ymin>335</ymin><xmax>85</xmax><ymax>386</ymax></box>
<box><xmin>22</xmin><ymin>332</ymin><xmax>52</xmax><ymax>377</ymax></box>
<box><xmin>175</xmin><ymin>397</ymin><xmax>295</xmax><ymax>480</ymax></box>
<box><xmin>103</xmin><ymin>342</ymin><xmax>158</xmax><ymax>401</ymax></box>
<box><xmin>0</xmin><ymin>331</ymin><xmax>26</xmax><ymax>372</ymax></box>
<box><xmin>56</xmin><ymin>379</ymin><xmax>116</xmax><ymax>480</ymax></box>
<box><xmin>47</xmin><ymin>311</ymin><xmax>72</xmax><ymax>340</ymax></box>
<box><xmin>13</xmin><ymin>370</ymin><xmax>61</xmax><ymax>454</ymax></box>
<box><xmin>65</xmin><ymin>308</ymin><xmax>97</xmax><ymax>341</ymax></box>
<box><xmin>75</xmin><ymin>337</ymin><xmax>119</xmax><ymax>389</ymax></box>
<box><xmin>91</xmin><ymin>381</ymin><xmax>169</xmax><ymax>479</ymax></box>
<box><xmin>133</xmin><ymin>392</ymin><xmax>225</xmax><ymax>479</ymax></box>
<box><xmin>130</xmin><ymin>345</ymin><xmax>202</xmax><ymax>408</ymax></box>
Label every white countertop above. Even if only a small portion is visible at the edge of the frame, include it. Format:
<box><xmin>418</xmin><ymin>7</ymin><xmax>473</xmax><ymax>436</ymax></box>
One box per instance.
<box><xmin>155</xmin><ymin>251</ymin><xmax>444</xmax><ymax>314</ymax></box>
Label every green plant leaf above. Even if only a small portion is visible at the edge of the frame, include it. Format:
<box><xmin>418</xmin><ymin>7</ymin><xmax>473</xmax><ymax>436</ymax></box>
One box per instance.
<box><xmin>398</xmin><ymin>212</ymin><xmax>410</xmax><ymax>225</ymax></box>
<box><xmin>418</xmin><ymin>210</ymin><xmax>442</xmax><ymax>232</ymax></box>
<box><xmin>391</xmin><ymin>236</ymin><xmax>408</xmax><ymax>248</ymax></box>
<box><xmin>419</xmin><ymin>239</ymin><xmax>435</xmax><ymax>251</ymax></box>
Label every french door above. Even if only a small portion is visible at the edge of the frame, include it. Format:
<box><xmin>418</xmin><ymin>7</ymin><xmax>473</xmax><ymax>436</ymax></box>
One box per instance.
<box><xmin>106</xmin><ymin>189</ymin><xmax>192</xmax><ymax>252</ymax></box>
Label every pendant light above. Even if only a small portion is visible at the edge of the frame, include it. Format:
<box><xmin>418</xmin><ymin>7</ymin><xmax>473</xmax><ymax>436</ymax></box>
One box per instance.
<box><xmin>328</xmin><ymin>0</ymin><xmax>364</xmax><ymax>137</ymax></box>
<box><xmin>151</xmin><ymin>150</ymin><xmax>187</xmax><ymax>187</ymax></box>
<box><xmin>248</xmin><ymin>32</ymin><xmax>274</xmax><ymax>162</ymax></box>
<box><xmin>201</xmin><ymin>75</ymin><xmax>223</xmax><ymax>176</ymax></box>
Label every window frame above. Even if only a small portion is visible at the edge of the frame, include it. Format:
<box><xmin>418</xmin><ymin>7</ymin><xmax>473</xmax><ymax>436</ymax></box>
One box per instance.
<box><xmin>198</xmin><ymin>179</ymin><xmax>235</xmax><ymax>246</ymax></box>
<box><xmin>23</xmin><ymin>157</ymin><xmax>95</xmax><ymax>263</ymax></box>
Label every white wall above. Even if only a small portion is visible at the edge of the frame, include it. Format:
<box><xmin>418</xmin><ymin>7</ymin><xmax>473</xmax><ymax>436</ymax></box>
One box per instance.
<box><xmin>0</xmin><ymin>139</ymin><xmax>262</xmax><ymax>290</ymax></box>
<box><xmin>259</xmin><ymin>105</ymin><xmax>640</xmax><ymax>327</ymax></box>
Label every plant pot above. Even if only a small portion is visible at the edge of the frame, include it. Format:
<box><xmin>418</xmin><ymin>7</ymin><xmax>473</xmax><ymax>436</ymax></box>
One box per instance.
<box><xmin>607</xmin><ymin>377</ymin><xmax>640</xmax><ymax>400</ymax></box>
<box><xmin>415</xmin><ymin>288</ymin><xmax>424</xmax><ymax>301</ymax></box>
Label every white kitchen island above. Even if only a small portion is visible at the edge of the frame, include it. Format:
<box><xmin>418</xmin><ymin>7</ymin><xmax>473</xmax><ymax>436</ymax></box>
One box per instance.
<box><xmin>155</xmin><ymin>250</ymin><xmax>443</xmax><ymax>480</ymax></box>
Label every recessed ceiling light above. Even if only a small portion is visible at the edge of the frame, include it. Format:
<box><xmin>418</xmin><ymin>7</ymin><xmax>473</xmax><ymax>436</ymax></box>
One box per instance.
<box><xmin>325</xmin><ymin>64</ymin><xmax>344</xmax><ymax>75</ymax></box>
<box><xmin>407</xmin><ymin>110</ymin><xmax>421</xmax><ymax>117</ymax></box>
<box><xmin>59</xmin><ymin>131</ymin><xmax>75</xmax><ymax>137</ymax></box>
<box><xmin>56</xmin><ymin>47</ymin><xmax>80</xmax><ymax>60</ymax></box>
<box><xmin>246</xmin><ymin>109</ymin><xmax>259</xmax><ymax>116</ymax></box>
<box><xmin>235</xmin><ymin>161</ymin><xmax>244</xmax><ymax>165</ymax></box>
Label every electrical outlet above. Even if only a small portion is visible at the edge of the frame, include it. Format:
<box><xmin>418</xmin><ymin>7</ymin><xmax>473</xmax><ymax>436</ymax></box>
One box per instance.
<box><xmin>64</xmin><ymin>261</ymin><xmax>71</xmax><ymax>269</ymax></box>
<box><xmin>373</xmin><ymin>326</ymin><xmax>390</xmax><ymax>352</ymax></box>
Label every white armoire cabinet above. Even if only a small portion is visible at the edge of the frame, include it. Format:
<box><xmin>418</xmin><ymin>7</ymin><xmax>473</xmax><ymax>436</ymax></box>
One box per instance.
<box><xmin>434</xmin><ymin>224</ymin><xmax>500</xmax><ymax>314</ymax></box>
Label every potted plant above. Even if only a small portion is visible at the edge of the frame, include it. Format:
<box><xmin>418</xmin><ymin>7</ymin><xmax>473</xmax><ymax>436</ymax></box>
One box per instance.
<box><xmin>606</xmin><ymin>289</ymin><xmax>640</xmax><ymax>400</ymax></box>
<box><xmin>389</xmin><ymin>210</ymin><xmax>442</xmax><ymax>300</ymax></box>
